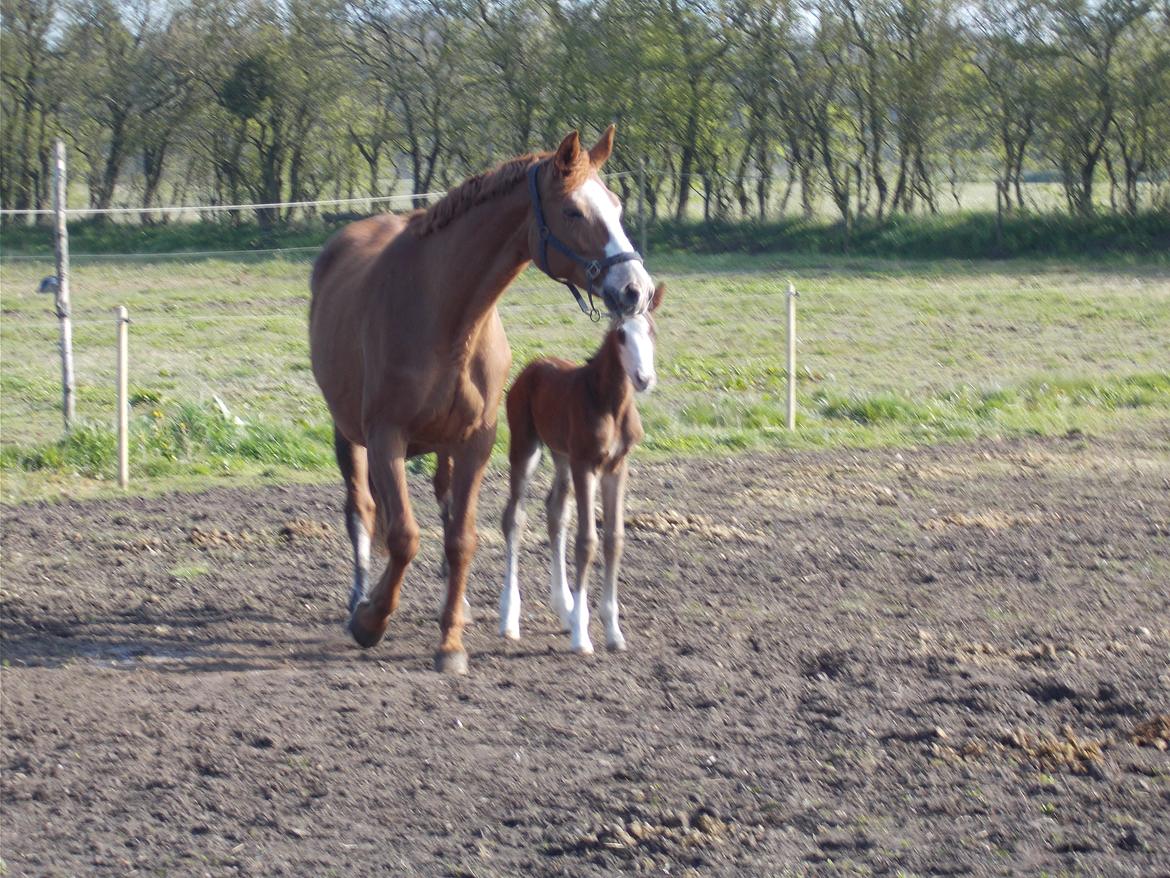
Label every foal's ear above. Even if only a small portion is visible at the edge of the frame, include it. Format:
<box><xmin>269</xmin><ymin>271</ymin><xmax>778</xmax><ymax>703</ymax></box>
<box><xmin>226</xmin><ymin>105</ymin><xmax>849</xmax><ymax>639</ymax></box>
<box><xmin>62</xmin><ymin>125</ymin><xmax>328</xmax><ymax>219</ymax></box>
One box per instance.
<box><xmin>650</xmin><ymin>282</ymin><xmax>666</xmax><ymax>312</ymax></box>
<box><xmin>554</xmin><ymin>131</ymin><xmax>582</xmax><ymax>176</ymax></box>
<box><xmin>588</xmin><ymin>124</ymin><xmax>616</xmax><ymax>167</ymax></box>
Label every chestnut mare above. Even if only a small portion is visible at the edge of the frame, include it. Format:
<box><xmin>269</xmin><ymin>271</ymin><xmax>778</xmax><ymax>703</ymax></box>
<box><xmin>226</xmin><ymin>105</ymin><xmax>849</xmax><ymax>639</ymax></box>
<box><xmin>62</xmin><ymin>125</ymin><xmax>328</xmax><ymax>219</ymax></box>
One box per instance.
<box><xmin>309</xmin><ymin>127</ymin><xmax>654</xmax><ymax>674</ymax></box>
<box><xmin>498</xmin><ymin>283</ymin><xmax>665</xmax><ymax>655</ymax></box>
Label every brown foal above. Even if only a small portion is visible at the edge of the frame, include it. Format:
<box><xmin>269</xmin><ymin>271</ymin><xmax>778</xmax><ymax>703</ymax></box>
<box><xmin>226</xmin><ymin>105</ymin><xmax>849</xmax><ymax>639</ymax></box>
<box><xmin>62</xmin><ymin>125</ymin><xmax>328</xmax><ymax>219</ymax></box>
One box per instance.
<box><xmin>309</xmin><ymin>127</ymin><xmax>655</xmax><ymax>673</ymax></box>
<box><xmin>499</xmin><ymin>283</ymin><xmax>665</xmax><ymax>654</ymax></box>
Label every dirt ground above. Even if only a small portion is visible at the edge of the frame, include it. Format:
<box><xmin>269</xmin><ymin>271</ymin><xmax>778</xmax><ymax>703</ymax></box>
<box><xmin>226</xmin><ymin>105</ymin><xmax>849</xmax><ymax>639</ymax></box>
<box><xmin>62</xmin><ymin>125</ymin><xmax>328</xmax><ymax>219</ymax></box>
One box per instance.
<box><xmin>2</xmin><ymin>430</ymin><xmax>1169</xmax><ymax>877</ymax></box>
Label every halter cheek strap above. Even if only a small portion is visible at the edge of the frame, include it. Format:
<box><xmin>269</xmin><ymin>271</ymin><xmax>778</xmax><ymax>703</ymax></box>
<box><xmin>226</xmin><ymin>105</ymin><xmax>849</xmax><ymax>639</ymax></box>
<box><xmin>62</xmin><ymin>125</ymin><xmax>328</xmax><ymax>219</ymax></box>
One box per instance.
<box><xmin>527</xmin><ymin>162</ymin><xmax>644</xmax><ymax>320</ymax></box>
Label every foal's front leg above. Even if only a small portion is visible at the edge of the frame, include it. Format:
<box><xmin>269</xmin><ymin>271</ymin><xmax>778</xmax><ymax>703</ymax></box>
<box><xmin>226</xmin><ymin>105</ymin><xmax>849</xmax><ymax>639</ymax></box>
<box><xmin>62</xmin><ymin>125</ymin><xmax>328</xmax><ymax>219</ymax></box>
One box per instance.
<box><xmin>569</xmin><ymin>463</ymin><xmax>600</xmax><ymax>655</ymax></box>
<box><xmin>499</xmin><ymin>444</ymin><xmax>540</xmax><ymax>640</ymax></box>
<box><xmin>600</xmin><ymin>460</ymin><xmax>629</xmax><ymax>652</ymax></box>
<box><xmin>546</xmin><ymin>453</ymin><xmax>574</xmax><ymax>631</ymax></box>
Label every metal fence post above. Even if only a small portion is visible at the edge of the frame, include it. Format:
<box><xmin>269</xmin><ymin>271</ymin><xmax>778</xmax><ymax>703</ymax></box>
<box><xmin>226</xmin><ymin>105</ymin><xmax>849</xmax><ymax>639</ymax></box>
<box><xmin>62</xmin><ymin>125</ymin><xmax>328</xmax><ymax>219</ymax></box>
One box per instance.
<box><xmin>52</xmin><ymin>138</ymin><xmax>76</xmax><ymax>432</ymax></box>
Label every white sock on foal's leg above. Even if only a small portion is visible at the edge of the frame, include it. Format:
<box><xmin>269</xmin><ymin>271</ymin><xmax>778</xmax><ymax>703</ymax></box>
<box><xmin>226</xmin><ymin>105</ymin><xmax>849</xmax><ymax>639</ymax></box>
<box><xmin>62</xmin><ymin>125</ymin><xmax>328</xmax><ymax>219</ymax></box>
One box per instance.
<box><xmin>546</xmin><ymin>457</ymin><xmax>574</xmax><ymax>631</ymax></box>
<box><xmin>499</xmin><ymin>448</ymin><xmax>538</xmax><ymax>640</ymax></box>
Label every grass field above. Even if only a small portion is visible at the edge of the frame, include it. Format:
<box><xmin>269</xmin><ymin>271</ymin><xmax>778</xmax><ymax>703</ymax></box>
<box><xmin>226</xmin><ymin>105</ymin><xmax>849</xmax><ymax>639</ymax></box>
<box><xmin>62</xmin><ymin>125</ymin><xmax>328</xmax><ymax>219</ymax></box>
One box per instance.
<box><xmin>2</xmin><ymin>249</ymin><xmax>1168</xmax><ymax>502</ymax></box>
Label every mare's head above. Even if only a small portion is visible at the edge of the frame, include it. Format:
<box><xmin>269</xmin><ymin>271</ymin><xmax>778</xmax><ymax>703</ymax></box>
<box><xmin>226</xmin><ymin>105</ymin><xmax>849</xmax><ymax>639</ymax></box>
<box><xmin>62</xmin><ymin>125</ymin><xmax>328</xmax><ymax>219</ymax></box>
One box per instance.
<box><xmin>528</xmin><ymin>126</ymin><xmax>655</xmax><ymax>315</ymax></box>
<box><xmin>612</xmin><ymin>282</ymin><xmax>665</xmax><ymax>393</ymax></box>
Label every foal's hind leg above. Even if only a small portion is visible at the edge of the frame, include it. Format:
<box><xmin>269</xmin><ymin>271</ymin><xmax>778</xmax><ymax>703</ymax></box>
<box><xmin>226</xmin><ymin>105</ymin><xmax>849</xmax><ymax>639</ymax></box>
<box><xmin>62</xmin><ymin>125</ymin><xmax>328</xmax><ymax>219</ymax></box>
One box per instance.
<box><xmin>545</xmin><ymin>453</ymin><xmax>574</xmax><ymax>632</ymax></box>
<box><xmin>334</xmin><ymin>427</ymin><xmax>376</xmax><ymax>615</ymax></box>
<box><xmin>436</xmin><ymin>428</ymin><xmax>494</xmax><ymax>674</ymax></box>
<box><xmin>499</xmin><ymin>440</ymin><xmax>541</xmax><ymax>640</ymax></box>
<box><xmin>349</xmin><ymin>430</ymin><xmax>417</xmax><ymax>649</ymax></box>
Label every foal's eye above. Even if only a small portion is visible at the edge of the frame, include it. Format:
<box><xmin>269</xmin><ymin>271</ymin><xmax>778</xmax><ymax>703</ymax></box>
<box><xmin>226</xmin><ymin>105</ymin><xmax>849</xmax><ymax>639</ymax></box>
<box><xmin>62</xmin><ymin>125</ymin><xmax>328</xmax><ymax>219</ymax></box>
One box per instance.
<box><xmin>563</xmin><ymin>207</ymin><xmax>584</xmax><ymax>220</ymax></box>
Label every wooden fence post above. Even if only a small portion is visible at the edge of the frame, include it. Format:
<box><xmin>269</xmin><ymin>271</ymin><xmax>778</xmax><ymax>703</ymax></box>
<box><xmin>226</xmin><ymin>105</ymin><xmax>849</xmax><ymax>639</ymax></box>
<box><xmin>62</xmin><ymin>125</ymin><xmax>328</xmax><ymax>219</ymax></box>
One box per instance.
<box><xmin>116</xmin><ymin>306</ymin><xmax>129</xmax><ymax>488</ymax></box>
<box><xmin>52</xmin><ymin>138</ymin><xmax>76</xmax><ymax>432</ymax></box>
<box><xmin>786</xmin><ymin>281</ymin><xmax>798</xmax><ymax>431</ymax></box>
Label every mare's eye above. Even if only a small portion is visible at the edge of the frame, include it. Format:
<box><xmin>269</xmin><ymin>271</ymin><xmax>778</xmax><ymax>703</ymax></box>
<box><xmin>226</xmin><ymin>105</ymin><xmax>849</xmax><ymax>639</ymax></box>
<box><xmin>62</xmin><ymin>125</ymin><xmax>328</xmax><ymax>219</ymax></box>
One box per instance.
<box><xmin>563</xmin><ymin>207</ymin><xmax>584</xmax><ymax>220</ymax></box>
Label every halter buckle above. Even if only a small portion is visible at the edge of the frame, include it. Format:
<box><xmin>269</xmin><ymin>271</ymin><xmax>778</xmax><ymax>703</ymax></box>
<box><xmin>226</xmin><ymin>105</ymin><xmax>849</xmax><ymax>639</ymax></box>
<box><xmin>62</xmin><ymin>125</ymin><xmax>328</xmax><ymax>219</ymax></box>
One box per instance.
<box><xmin>585</xmin><ymin>261</ymin><xmax>602</xmax><ymax>280</ymax></box>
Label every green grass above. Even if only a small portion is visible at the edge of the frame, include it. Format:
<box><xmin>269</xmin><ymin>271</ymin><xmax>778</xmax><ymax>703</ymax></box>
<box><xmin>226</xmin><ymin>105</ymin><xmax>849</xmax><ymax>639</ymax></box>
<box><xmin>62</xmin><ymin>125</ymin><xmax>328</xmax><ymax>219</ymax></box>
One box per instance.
<box><xmin>1</xmin><ymin>246</ymin><xmax>1168</xmax><ymax>502</ymax></box>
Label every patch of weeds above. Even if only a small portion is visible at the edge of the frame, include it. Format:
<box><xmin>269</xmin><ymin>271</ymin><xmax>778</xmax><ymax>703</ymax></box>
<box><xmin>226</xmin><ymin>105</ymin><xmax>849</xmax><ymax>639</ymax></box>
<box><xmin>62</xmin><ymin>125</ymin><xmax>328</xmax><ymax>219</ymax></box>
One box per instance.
<box><xmin>169</xmin><ymin>563</ymin><xmax>209</xmax><ymax>580</ymax></box>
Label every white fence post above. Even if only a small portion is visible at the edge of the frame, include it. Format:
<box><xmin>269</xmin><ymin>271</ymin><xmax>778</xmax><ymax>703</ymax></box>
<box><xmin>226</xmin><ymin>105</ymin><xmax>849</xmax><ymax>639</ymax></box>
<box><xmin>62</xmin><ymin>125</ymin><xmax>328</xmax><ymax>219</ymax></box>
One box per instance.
<box><xmin>786</xmin><ymin>281</ymin><xmax>798</xmax><ymax>431</ymax></box>
<box><xmin>116</xmin><ymin>306</ymin><xmax>130</xmax><ymax>488</ymax></box>
<box><xmin>52</xmin><ymin>138</ymin><xmax>76</xmax><ymax>432</ymax></box>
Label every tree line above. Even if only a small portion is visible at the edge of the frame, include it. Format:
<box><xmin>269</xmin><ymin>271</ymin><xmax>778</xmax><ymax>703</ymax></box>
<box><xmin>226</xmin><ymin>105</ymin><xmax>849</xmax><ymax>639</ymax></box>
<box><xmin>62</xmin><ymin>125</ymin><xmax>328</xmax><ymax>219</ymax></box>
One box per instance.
<box><xmin>2</xmin><ymin>0</ymin><xmax>1168</xmax><ymax>230</ymax></box>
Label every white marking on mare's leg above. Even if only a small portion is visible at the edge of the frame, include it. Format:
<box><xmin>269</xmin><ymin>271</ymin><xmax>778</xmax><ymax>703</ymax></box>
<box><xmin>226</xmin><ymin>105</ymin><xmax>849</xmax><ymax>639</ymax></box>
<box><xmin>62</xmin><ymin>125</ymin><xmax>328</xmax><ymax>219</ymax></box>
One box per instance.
<box><xmin>348</xmin><ymin>511</ymin><xmax>371</xmax><ymax>615</ymax></box>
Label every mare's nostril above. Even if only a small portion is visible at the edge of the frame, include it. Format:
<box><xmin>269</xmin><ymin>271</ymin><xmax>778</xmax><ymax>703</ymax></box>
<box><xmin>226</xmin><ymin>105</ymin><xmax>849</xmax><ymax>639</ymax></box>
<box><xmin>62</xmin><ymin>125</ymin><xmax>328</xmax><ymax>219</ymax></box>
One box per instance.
<box><xmin>622</xmin><ymin>283</ymin><xmax>638</xmax><ymax>306</ymax></box>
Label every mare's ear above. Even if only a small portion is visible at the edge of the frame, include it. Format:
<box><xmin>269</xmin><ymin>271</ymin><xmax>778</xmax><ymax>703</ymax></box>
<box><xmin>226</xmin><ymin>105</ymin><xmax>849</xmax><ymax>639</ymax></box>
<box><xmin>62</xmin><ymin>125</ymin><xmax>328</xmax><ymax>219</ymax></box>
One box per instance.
<box><xmin>588</xmin><ymin>124</ymin><xmax>616</xmax><ymax>167</ymax></box>
<box><xmin>650</xmin><ymin>282</ymin><xmax>666</xmax><ymax>312</ymax></box>
<box><xmin>554</xmin><ymin>131</ymin><xmax>582</xmax><ymax>176</ymax></box>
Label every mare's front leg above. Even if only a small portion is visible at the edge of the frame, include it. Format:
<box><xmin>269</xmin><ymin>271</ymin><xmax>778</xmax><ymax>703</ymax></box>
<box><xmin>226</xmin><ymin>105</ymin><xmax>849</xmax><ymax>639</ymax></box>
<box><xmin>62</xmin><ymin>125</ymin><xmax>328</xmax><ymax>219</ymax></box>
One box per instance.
<box><xmin>600</xmin><ymin>460</ymin><xmax>629</xmax><ymax>652</ymax></box>
<box><xmin>569</xmin><ymin>462</ymin><xmax>600</xmax><ymax>655</ymax></box>
<box><xmin>545</xmin><ymin>453</ymin><xmax>574</xmax><ymax>631</ymax></box>
<box><xmin>434</xmin><ymin>452</ymin><xmax>453</xmax><ymax>579</ymax></box>
<box><xmin>349</xmin><ymin>430</ymin><xmax>418</xmax><ymax>649</ymax></box>
<box><xmin>438</xmin><ymin>429</ymin><xmax>493</xmax><ymax>674</ymax></box>
<box><xmin>499</xmin><ymin>443</ymin><xmax>540</xmax><ymax>640</ymax></box>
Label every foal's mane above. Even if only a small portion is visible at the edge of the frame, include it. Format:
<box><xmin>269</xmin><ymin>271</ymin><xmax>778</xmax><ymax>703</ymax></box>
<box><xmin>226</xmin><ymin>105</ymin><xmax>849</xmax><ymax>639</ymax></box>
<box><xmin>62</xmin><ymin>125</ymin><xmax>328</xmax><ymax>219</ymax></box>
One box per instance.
<box><xmin>411</xmin><ymin>150</ymin><xmax>591</xmax><ymax>237</ymax></box>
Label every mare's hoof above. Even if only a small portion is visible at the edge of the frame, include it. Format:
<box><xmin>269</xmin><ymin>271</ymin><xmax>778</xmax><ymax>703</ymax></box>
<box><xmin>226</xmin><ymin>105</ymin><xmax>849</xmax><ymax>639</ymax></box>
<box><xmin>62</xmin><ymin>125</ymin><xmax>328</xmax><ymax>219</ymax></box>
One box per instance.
<box><xmin>500</xmin><ymin>627</ymin><xmax>520</xmax><ymax>641</ymax></box>
<box><xmin>348</xmin><ymin>603</ymin><xmax>389</xmax><ymax>649</ymax></box>
<box><xmin>572</xmin><ymin>643</ymin><xmax>595</xmax><ymax>656</ymax></box>
<box><xmin>435</xmin><ymin>650</ymin><xmax>469</xmax><ymax>675</ymax></box>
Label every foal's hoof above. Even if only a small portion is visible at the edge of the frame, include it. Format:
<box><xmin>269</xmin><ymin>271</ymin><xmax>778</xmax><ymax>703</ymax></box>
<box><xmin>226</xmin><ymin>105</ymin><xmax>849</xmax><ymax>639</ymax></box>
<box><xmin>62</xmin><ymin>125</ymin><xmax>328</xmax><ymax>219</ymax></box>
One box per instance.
<box><xmin>434</xmin><ymin>649</ymin><xmax>469</xmax><ymax>675</ymax></box>
<box><xmin>572</xmin><ymin>642</ymin><xmax>595</xmax><ymax>656</ymax></box>
<box><xmin>607</xmin><ymin>639</ymin><xmax>628</xmax><ymax>653</ymax></box>
<box><xmin>347</xmin><ymin>602</ymin><xmax>389</xmax><ymax>649</ymax></box>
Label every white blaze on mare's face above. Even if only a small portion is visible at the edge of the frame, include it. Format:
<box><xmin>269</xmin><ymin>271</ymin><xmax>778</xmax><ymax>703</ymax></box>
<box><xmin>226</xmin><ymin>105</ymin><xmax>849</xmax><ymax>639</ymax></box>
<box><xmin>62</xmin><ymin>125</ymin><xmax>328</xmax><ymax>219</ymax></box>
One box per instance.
<box><xmin>618</xmin><ymin>314</ymin><xmax>656</xmax><ymax>392</ymax></box>
<box><xmin>580</xmin><ymin>177</ymin><xmax>634</xmax><ymax>257</ymax></box>
<box><xmin>579</xmin><ymin>177</ymin><xmax>654</xmax><ymax>310</ymax></box>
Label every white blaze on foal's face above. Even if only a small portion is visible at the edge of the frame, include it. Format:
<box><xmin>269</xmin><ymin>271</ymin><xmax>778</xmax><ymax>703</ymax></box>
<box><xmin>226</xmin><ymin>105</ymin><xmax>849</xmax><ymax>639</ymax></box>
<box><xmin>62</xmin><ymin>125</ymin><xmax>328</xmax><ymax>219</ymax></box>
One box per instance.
<box><xmin>616</xmin><ymin>314</ymin><xmax>656</xmax><ymax>392</ymax></box>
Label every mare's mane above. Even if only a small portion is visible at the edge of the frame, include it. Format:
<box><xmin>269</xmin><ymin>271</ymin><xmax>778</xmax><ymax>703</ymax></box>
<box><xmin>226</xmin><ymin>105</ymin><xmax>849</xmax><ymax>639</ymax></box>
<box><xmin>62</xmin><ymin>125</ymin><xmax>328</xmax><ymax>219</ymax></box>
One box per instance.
<box><xmin>411</xmin><ymin>150</ymin><xmax>592</xmax><ymax>237</ymax></box>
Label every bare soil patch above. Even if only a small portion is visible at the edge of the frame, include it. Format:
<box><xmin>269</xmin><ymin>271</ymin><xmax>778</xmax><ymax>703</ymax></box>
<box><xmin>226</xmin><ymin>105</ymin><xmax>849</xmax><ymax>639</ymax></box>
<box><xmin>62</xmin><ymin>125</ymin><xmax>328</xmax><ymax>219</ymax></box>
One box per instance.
<box><xmin>2</xmin><ymin>431</ymin><xmax>1169</xmax><ymax>876</ymax></box>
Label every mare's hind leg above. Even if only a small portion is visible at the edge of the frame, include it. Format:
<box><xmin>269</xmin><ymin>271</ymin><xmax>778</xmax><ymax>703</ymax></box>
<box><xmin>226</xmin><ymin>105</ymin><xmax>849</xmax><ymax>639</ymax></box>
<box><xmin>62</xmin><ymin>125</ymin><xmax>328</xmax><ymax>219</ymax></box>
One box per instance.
<box><xmin>434</xmin><ymin>452</ymin><xmax>472</xmax><ymax>619</ymax></box>
<box><xmin>499</xmin><ymin>439</ymin><xmax>541</xmax><ymax>640</ymax></box>
<box><xmin>437</xmin><ymin>428</ymin><xmax>494</xmax><ymax>674</ymax></box>
<box><xmin>334</xmin><ymin>427</ymin><xmax>376</xmax><ymax>615</ymax></box>
<box><xmin>545</xmin><ymin>453</ymin><xmax>574</xmax><ymax>632</ymax></box>
<box><xmin>349</xmin><ymin>429</ymin><xmax>417</xmax><ymax>649</ymax></box>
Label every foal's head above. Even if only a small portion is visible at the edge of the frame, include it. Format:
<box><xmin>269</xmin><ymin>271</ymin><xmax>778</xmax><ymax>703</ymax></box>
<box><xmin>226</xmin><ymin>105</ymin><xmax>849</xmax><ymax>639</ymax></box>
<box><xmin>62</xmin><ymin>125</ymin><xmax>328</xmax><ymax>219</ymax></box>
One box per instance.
<box><xmin>529</xmin><ymin>126</ymin><xmax>656</xmax><ymax>315</ymax></box>
<box><xmin>612</xmin><ymin>282</ymin><xmax>665</xmax><ymax>393</ymax></box>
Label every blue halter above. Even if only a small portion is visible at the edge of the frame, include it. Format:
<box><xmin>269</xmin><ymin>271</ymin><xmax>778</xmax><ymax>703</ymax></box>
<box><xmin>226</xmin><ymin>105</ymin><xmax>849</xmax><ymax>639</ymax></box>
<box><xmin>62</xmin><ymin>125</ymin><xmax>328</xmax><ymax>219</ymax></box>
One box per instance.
<box><xmin>527</xmin><ymin>162</ymin><xmax>644</xmax><ymax>321</ymax></box>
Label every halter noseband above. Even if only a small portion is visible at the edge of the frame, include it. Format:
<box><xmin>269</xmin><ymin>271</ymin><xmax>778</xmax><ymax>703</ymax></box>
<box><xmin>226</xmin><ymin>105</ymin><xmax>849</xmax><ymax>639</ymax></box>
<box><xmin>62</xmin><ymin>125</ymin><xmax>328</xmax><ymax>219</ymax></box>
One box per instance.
<box><xmin>527</xmin><ymin>162</ymin><xmax>644</xmax><ymax>321</ymax></box>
